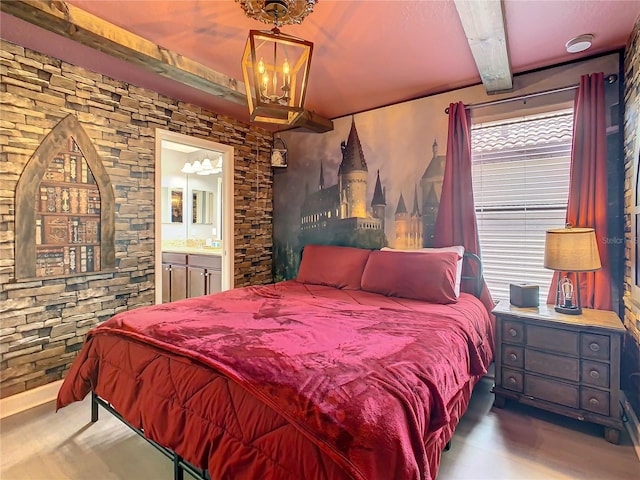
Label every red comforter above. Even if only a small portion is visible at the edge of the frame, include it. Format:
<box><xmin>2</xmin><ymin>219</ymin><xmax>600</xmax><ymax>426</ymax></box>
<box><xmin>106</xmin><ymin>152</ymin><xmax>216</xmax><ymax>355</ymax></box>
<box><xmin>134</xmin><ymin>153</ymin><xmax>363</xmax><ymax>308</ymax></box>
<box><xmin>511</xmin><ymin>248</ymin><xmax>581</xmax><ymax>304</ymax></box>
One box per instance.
<box><xmin>57</xmin><ymin>280</ymin><xmax>493</xmax><ymax>480</ymax></box>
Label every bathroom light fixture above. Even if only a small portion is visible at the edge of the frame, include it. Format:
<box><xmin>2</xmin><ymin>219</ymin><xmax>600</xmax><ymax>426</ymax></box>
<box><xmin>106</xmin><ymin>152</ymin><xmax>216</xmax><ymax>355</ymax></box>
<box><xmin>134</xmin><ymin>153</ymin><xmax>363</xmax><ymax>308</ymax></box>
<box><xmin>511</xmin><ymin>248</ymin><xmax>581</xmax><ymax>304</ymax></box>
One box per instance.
<box><xmin>182</xmin><ymin>156</ymin><xmax>222</xmax><ymax>175</ymax></box>
<box><xmin>565</xmin><ymin>34</ymin><xmax>593</xmax><ymax>53</ymax></box>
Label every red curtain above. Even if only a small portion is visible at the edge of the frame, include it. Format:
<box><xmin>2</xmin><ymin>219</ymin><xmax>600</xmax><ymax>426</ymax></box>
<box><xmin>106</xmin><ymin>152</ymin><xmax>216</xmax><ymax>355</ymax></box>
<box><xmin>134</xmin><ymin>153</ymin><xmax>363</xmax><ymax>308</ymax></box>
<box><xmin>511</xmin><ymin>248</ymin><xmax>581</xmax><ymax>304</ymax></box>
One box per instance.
<box><xmin>546</xmin><ymin>73</ymin><xmax>612</xmax><ymax>311</ymax></box>
<box><xmin>434</xmin><ymin>101</ymin><xmax>495</xmax><ymax>317</ymax></box>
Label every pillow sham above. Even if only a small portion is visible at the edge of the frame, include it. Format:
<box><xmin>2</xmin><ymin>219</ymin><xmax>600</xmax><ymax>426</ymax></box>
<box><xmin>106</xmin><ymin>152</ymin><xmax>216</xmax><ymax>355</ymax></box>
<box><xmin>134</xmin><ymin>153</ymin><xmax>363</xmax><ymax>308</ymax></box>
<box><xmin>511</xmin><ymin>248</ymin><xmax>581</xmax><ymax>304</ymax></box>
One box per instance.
<box><xmin>381</xmin><ymin>245</ymin><xmax>465</xmax><ymax>297</ymax></box>
<box><xmin>361</xmin><ymin>250</ymin><xmax>460</xmax><ymax>303</ymax></box>
<box><xmin>296</xmin><ymin>244</ymin><xmax>372</xmax><ymax>290</ymax></box>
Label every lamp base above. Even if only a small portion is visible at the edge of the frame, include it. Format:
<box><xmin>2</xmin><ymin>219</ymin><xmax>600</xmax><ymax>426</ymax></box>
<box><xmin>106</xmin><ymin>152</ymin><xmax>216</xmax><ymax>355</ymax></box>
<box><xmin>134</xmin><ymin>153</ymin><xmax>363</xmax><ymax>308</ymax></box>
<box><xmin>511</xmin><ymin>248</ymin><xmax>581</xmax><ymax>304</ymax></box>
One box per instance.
<box><xmin>554</xmin><ymin>304</ymin><xmax>582</xmax><ymax>315</ymax></box>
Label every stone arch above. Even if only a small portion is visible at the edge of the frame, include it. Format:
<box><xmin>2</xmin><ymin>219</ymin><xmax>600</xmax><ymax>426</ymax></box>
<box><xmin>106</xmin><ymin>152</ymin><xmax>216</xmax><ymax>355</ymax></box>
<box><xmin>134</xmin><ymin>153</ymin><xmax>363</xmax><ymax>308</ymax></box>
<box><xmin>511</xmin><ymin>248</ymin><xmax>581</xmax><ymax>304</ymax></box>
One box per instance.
<box><xmin>15</xmin><ymin>114</ymin><xmax>115</xmax><ymax>279</ymax></box>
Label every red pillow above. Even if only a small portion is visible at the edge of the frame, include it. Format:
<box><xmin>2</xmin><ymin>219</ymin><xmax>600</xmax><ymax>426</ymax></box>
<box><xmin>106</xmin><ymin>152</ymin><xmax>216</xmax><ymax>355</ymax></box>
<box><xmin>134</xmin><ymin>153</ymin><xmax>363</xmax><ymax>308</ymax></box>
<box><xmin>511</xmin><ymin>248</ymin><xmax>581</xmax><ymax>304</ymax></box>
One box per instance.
<box><xmin>296</xmin><ymin>245</ymin><xmax>372</xmax><ymax>290</ymax></box>
<box><xmin>361</xmin><ymin>250</ymin><xmax>460</xmax><ymax>303</ymax></box>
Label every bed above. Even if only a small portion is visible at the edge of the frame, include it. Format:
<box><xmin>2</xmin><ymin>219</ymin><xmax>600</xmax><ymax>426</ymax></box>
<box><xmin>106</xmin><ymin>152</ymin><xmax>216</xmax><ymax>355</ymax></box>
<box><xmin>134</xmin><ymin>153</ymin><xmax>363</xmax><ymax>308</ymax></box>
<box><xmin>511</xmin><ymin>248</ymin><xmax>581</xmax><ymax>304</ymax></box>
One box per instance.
<box><xmin>56</xmin><ymin>245</ymin><xmax>495</xmax><ymax>480</ymax></box>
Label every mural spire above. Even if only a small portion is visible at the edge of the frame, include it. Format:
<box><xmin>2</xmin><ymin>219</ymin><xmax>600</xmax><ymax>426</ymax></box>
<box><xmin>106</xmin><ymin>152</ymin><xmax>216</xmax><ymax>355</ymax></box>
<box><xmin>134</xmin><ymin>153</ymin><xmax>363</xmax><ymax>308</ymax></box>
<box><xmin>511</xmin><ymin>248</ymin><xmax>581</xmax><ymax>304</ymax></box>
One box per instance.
<box><xmin>338</xmin><ymin>116</ymin><xmax>368</xmax><ymax>174</ymax></box>
<box><xmin>319</xmin><ymin>161</ymin><xmax>325</xmax><ymax>190</ymax></box>
<box><xmin>371</xmin><ymin>170</ymin><xmax>385</xmax><ymax>207</ymax></box>
<box><xmin>412</xmin><ymin>184</ymin><xmax>421</xmax><ymax>216</ymax></box>
<box><xmin>395</xmin><ymin>193</ymin><xmax>407</xmax><ymax>215</ymax></box>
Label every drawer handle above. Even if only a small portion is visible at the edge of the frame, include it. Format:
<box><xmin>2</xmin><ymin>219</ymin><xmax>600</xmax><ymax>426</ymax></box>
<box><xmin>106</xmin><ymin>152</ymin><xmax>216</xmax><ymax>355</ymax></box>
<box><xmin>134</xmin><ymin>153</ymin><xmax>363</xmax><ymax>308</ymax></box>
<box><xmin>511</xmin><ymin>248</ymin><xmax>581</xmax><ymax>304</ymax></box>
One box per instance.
<box><xmin>508</xmin><ymin>328</ymin><xmax>518</xmax><ymax>337</ymax></box>
<box><xmin>589</xmin><ymin>370</ymin><xmax>600</xmax><ymax>379</ymax></box>
<box><xmin>589</xmin><ymin>397</ymin><xmax>599</xmax><ymax>406</ymax></box>
<box><xmin>508</xmin><ymin>377</ymin><xmax>517</xmax><ymax>385</ymax></box>
<box><xmin>589</xmin><ymin>342</ymin><xmax>600</xmax><ymax>352</ymax></box>
<box><xmin>509</xmin><ymin>353</ymin><xmax>518</xmax><ymax>361</ymax></box>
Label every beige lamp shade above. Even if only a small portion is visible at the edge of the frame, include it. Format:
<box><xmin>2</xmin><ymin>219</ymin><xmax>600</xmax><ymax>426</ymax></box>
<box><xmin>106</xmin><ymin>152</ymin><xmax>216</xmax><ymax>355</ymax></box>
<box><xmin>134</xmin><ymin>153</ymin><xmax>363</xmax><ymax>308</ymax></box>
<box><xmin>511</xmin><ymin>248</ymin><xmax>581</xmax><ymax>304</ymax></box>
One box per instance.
<box><xmin>544</xmin><ymin>226</ymin><xmax>602</xmax><ymax>272</ymax></box>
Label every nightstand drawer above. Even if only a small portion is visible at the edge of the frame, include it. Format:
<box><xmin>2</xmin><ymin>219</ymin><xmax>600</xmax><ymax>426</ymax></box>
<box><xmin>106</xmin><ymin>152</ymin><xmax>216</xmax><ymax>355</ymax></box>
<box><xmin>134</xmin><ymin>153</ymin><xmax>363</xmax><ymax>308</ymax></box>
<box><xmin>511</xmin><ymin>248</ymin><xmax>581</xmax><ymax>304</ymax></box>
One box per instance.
<box><xmin>502</xmin><ymin>346</ymin><xmax>524</xmax><ymax>368</ymax></box>
<box><xmin>503</xmin><ymin>320</ymin><xmax>524</xmax><ymax>344</ymax></box>
<box><xmin>527</xmin><ymin>325</ymin><xmax>579</xmax><ymax>356</ymax></box>
<box><xmin>581</xmin><ymin>333</ymin><xmax>610</xmax><ymax>361</ymax></box>
<box><xmin>525</xmin><ymin>349</ymin><xmax>579</xmax><ymax>382</ymax></box>
<box><xmin>581</xmin><ymin>360</ymin><xmax>609</xmax><ymax>388</ymax></box>
<box><xmin>525</xmin><ymin>374</ymin><xmax>579</xmax><ymax>408</ymax></box>
<box><xmin>581</xmin><ymin>387</ymin><xmax>609</xmax><ymax>416</ymax></box>
<box><xmin>502</xmin><ymin>368</ymin><xmax>523</xmax><ymax>392</ymax></box>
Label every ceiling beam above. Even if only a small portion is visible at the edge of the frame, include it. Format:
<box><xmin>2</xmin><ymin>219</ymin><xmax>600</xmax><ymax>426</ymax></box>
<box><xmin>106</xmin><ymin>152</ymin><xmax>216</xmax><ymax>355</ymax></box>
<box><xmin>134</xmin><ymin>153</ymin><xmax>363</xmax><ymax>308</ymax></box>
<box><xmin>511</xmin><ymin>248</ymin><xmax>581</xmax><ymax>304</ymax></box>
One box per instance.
<box><xmin>454</xmin><ymin>0</ymin><xmax>512</xmax><ymax>93</ymax></box>
<box><xmin>1</xmin><ymin>0</ymin><xmax>333</xmax><ymax>132</ymax></box>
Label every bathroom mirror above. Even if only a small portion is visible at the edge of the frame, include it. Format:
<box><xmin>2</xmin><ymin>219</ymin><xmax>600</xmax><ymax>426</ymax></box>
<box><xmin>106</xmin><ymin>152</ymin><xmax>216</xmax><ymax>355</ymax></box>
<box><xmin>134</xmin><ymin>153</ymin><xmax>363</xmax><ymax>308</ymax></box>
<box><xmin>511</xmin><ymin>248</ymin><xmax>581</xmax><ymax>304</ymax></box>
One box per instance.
<box><xmin>192</xmin><ymin>189</ymin><xmax>214</xmax><ymax>224</ymax></box>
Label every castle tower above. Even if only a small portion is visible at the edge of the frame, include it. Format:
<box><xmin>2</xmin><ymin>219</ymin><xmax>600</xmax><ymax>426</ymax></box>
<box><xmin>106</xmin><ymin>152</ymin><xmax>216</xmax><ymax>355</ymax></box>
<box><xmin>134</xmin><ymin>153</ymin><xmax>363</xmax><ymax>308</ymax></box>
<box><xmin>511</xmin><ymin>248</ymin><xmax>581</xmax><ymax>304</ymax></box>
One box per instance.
<box><xmin>409</xmin><ymin>185</ymin><xmax>423</xmax><ymax>249</ymax></box>
<box><xmin>394</xmin><ymin>193</ymin><xmax>409</xmax><ymax>249</ymax></box>
<box><xmin>371</xmin><ymin>170</ymin><xmax>386</xmax><ymax>230</ymax></box>
<box><xmin>338</xmin><ymin>118</ymin><xmax>368</xmax><ymax>218</ymax></box>
<box><xmin>421</xmin><ymin>139</ymin><xmax>446</xmax><ymax>247</ymax></box>
<box><xmin>422</xmin><ymin>184</ymin><xmax>439</xmax><ymax>246</ymax></box>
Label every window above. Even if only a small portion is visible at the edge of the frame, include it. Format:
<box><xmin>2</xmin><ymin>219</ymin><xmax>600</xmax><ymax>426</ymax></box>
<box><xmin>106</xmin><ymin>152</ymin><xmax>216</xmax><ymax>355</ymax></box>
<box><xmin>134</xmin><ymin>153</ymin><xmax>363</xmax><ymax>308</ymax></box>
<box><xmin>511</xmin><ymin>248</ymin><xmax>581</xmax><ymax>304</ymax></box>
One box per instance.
<box><xmin>471</xmin><ymin>109</ymin><xmax>573</xmax><ymax>304</ymax></box>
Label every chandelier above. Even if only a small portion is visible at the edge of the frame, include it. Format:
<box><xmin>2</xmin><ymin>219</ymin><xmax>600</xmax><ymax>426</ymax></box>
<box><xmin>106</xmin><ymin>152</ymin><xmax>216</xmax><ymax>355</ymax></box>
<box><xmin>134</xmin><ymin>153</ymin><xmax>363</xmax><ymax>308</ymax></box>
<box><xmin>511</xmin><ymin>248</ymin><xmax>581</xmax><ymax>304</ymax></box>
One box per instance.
<box><xmin>239</xmin><ymin>1</ymin><xmax>316</xmax><ymax>125</ymax></box>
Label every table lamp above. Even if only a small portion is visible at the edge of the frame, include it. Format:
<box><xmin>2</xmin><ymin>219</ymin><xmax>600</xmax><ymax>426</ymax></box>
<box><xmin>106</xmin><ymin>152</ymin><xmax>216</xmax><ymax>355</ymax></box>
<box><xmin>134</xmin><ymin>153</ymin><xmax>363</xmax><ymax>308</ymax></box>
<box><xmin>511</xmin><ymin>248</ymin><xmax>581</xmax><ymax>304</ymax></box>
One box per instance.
<box><xmin>544</xmin><ymin>224</ymin><xmax>601</xmax><ymax>315</ymax></box>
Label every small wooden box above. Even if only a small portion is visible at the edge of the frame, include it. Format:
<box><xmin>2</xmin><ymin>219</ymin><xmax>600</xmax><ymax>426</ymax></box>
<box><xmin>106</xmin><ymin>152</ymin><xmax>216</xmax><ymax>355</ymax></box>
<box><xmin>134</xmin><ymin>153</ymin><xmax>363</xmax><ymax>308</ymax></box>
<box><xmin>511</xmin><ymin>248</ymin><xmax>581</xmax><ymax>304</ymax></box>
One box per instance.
<box><xmin>509</xmin><ymin>283</ymin><xmax>539</xmax><ymax>307</ymax></box>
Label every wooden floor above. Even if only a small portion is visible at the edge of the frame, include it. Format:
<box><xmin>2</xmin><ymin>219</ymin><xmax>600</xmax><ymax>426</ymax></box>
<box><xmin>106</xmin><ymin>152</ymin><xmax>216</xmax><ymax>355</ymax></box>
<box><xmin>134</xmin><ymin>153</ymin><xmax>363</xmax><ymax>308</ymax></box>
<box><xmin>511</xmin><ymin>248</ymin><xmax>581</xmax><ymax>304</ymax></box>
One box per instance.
<box><xmin>1</xmin><ymin>378</ymin><xmax>638</xmax><ymax>479</ymax></box>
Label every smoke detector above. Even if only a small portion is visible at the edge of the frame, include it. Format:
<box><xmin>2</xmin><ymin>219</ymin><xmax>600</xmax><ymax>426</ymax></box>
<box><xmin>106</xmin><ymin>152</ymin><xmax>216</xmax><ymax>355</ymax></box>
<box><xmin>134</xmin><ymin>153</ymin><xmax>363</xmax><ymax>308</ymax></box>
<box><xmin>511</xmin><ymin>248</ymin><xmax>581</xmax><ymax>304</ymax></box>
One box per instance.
<box><xmin>566</xmin><ymin>34</ymin><xmax>593</xmax><ymax>53</ymax></box>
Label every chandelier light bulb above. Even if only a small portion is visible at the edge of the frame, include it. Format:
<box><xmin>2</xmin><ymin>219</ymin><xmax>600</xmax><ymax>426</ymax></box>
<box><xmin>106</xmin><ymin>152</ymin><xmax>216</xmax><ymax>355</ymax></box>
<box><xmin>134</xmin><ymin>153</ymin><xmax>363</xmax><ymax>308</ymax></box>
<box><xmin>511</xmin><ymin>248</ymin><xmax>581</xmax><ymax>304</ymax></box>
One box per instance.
<box><xmin>283</xmin><ymin>58</ymin><xmax>290</xmax><ymax>87</ymax></box>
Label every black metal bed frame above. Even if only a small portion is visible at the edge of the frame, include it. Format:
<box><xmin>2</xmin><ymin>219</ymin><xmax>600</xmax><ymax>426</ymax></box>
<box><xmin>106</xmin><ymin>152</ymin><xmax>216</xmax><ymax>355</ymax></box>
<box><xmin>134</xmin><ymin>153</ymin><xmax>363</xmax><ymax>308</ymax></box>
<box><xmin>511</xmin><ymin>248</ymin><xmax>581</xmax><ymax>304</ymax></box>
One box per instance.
<box><xmin>89</xmin><ymin>251</ymin><xmax>484</xmax><ymax>479</ymax></box>
<box><xmin>91</xmin><ymin>391</ymin><xmax>211</xmax><ymax>480</ymax></box>
<box><xmin>462</xmin><ymin>251</ymin><xmax>483</xmax><ymax>298</ymax></box>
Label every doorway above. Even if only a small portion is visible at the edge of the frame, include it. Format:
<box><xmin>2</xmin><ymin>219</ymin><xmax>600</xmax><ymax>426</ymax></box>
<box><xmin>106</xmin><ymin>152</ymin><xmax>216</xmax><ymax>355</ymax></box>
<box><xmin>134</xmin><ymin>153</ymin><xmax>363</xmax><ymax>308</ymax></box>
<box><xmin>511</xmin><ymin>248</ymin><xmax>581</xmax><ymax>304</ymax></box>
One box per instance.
<box><xmin>154</xmin><ymin>129</ymin><xmax>234</xmax><ymax>304</ymax></box>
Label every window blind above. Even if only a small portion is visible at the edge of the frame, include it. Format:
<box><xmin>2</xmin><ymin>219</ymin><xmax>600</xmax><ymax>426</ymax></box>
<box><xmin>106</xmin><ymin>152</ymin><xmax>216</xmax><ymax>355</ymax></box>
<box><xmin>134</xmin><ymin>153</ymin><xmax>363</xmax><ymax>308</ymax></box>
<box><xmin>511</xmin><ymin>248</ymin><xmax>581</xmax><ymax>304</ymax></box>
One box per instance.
<box><xmin>471</xmin><ymin>109</ymin><xmax>574</xmax><ymax>304</ymax></box>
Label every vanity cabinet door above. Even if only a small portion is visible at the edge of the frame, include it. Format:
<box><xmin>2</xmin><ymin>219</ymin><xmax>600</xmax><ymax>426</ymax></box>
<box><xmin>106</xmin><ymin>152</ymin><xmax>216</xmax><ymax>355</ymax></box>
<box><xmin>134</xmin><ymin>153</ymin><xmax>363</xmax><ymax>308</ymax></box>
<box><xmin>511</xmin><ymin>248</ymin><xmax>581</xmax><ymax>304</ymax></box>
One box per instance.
<box><xmin>162</xmin><ymin>263</ymin><xmax>171</xmax><ymax>303</ymax></box>
<box><xmin>188</xmin><ymin>266</ymin><xmax>207</xmax><ymax>298</ymax></box>
<box><xmin>189</xmin><ymin>254</ymin><xmax>221</xmax><ymax>297</ymax></box>
<box><xmin>161</xmin><ymin>253</ymin><xmax>188</xmax><ymax>303</ymax></box>
<box><xmin>168</xmin><ymin>264</ymin><xmax>187</xmax><ymax>302</ymax></box>
<box><xmin>207</xmin><ymin>269</ymin><xmax>222</xmax><ymax>295</ymax></box>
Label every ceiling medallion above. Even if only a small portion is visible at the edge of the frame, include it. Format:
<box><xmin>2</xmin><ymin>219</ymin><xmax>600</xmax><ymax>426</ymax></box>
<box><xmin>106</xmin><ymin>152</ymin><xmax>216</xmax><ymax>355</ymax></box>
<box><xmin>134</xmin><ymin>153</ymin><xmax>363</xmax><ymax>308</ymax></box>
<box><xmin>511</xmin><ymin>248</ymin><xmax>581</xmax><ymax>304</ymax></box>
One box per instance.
<box><xmin>236</xmin><ymin>0</ymin><xmax>317</xmax><ymax>26</ymax></box>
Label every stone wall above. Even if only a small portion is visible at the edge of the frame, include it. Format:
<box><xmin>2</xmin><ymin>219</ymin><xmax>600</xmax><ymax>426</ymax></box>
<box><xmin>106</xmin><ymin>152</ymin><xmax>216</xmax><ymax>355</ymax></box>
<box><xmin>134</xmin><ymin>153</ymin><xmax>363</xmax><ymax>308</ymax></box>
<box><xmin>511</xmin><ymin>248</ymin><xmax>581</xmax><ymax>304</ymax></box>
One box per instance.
<box><xmin>0</xmin><ymin>40</ymin><xmax>273</xmax><ymax>398</ymax></box>
<box><xmin>623</xmin><ymin>16</ymin><xmax>640</xmax><ymax>414</ymax></box>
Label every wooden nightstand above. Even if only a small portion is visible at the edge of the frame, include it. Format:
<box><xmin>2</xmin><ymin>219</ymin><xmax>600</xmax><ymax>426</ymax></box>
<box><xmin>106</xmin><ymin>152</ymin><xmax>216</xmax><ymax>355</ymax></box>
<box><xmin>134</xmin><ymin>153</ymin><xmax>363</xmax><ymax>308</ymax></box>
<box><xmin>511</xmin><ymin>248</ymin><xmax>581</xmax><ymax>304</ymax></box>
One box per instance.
<box><xmin>492</xmin><ymin>300</ymin><xmax>626</xmax><ymax>444</ymax></box>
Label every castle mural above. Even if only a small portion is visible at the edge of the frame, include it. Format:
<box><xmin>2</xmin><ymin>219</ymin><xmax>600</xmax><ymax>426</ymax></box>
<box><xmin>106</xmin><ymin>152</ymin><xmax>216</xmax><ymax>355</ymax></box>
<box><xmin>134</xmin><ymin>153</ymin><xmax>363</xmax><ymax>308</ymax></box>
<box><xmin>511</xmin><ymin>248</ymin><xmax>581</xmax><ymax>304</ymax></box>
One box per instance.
<box><xmin>273</xmin><ymin>102</ymin><xmax>451</xmax><ymax>281</ymax></box>
<box><xmin>299</xmin><ymin>119</ymin><xmax>386</xmax><ymax>250</ymax></box>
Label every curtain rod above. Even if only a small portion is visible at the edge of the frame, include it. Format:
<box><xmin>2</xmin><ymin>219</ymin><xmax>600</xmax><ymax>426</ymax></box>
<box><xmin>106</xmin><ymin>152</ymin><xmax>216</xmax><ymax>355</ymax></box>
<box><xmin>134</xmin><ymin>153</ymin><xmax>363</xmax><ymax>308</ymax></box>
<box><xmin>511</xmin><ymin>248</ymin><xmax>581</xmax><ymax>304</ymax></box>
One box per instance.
<box><xmin>444</xmin><ymin>73</ymin><xmax>618</xmax><ymax>114</ymax></box>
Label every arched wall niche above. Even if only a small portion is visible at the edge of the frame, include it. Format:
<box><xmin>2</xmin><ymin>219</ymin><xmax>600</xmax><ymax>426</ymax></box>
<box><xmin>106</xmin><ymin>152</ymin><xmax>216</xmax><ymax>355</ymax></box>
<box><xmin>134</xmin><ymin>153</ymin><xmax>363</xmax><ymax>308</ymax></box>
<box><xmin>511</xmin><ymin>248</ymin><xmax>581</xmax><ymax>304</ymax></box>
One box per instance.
<box><xmin>15</xmin><ymin>114</ymin><xmax>115</xmax><ymax>279</ymax></box>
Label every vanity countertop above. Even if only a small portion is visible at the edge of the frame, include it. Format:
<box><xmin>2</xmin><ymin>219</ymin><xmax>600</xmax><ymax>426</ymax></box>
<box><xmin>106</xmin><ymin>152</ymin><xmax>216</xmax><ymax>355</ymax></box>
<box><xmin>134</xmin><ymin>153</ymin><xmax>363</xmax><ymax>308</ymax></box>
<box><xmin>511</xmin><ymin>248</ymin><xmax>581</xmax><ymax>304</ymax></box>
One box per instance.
<box><xmin>162</xmin><ymin>247</ymin><xmax>222</xmax><ymax>256</ymax></box>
